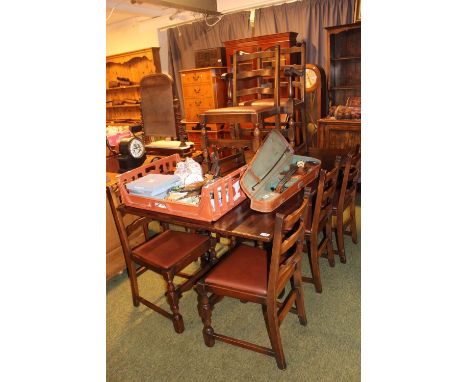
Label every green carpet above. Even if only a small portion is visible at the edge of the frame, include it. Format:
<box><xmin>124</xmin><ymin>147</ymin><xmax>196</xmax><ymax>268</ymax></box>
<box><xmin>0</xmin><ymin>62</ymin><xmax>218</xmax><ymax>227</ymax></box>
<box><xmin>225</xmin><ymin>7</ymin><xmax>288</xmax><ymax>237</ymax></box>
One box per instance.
<box><xmin>107</xmin><ymin>197</ymin><xmax>360</xmax><ymax>381</ymax></box>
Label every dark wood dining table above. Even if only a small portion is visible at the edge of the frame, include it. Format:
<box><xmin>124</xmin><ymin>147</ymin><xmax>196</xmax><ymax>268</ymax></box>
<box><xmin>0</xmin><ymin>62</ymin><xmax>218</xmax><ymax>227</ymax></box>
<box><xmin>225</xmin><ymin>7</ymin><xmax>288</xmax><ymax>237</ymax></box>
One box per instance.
<box><xmin>120</xmin><ymin>147</ymin><xmax>353</xmax><ymax>244</ymax></box>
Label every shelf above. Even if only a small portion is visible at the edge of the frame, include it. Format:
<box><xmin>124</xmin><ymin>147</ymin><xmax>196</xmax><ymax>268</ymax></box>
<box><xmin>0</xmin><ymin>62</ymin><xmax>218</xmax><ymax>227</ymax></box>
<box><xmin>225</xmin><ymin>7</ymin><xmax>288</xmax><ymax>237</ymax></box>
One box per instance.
<box><xmin>106</xmin><ymin>104</ymin><xmax>141</xmax><ymax>109</ymax></box>
<box><xmin>106</xmin><ymin>84</ymin><xmax>140</xmax><ymax>91</ymax></box>
<box><xmin>330</xmin><ymin>56</ymin><xmax>360</xmax><ymax>61</ymax></box>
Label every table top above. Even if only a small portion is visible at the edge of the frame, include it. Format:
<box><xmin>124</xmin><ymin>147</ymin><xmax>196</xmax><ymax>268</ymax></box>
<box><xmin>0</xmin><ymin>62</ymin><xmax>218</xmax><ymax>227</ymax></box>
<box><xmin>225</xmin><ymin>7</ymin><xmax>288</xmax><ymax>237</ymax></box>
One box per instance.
<box><xmin>123</xmin><ymin>191</ymin><xmax>308</xmax><ymax>243</ymax></box>
<box><xmin>117</xmin><ymin>148</ymin><xmax>351</xmax><ymax>243</ymax></box>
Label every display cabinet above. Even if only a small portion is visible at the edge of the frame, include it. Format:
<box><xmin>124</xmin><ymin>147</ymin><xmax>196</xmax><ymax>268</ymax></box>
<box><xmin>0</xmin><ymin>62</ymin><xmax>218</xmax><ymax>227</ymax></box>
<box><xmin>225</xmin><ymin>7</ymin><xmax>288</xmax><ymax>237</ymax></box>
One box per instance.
<box><xmin>106</xmin><ymin>47</ymin><xmax>161</xmax><ymax>124</ymax></box>
<box><xmin>318</xmin><ymin>22</ymin><xmax>361</xmax><ymax>149</ymax></box>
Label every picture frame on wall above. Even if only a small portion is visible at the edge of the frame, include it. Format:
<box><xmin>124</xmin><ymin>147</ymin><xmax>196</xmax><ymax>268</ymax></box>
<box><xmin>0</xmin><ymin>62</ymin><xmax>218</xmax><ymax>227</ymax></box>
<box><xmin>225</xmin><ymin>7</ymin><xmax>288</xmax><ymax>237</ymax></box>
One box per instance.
<box><xmin>354</xmin><ymin>0</ymin><xmax>361</xmax><ymax>22</ymax></box>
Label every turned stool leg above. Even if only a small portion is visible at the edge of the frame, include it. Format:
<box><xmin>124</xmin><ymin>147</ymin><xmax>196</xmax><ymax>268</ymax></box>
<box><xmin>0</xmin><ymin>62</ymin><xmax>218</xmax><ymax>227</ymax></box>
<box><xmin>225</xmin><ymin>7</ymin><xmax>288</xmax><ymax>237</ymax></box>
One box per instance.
<box><xmin>196</xmin><ymin>284</ymin><xmax>215</xmax><ymax>347</ymax></box>
<box><xmin>163</xmin><ymin>273</ymin><xmax>184</xmax><ymax>334</ymax></box>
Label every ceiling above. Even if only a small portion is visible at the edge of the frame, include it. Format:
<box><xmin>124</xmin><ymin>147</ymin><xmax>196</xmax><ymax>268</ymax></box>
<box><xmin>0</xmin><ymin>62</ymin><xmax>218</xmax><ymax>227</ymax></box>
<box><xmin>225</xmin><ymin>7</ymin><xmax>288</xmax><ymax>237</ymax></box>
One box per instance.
<box><xmin>106</xmin><ymin>0</ymin><xmax>218</xmax><ymax>25</ymax></box>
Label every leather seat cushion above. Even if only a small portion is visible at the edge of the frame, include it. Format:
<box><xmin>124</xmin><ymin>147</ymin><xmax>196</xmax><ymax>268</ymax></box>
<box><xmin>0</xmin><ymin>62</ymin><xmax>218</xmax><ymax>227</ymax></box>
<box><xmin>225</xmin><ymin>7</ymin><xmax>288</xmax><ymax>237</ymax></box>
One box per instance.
<box><xmin>203</xmin><ymin>104</ymin><xmax>274</xmax><ymax>114</ymax></box>
<box><xmin>239</xmin><ymin>98</ymin><xmax>302</xmax><ymax>107</ymax></box>
<box><xmin>132</xmin><ymin>230</ymin><xmax>209</xmax><ymax>270</ymax></box>
<box><xmin>204</xmin><ymin>244</ymin><xmax>267</xmax><ymax>296</ymax></box>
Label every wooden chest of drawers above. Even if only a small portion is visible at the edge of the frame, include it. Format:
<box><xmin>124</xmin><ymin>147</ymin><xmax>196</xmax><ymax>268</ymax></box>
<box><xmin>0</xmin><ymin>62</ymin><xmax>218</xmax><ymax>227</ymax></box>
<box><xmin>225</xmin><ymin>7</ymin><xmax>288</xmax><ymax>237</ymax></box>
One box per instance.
<box><xmin>180</xmin><ymin>67</ymin><xmax>228</xmax><ymax>149</ymax></box>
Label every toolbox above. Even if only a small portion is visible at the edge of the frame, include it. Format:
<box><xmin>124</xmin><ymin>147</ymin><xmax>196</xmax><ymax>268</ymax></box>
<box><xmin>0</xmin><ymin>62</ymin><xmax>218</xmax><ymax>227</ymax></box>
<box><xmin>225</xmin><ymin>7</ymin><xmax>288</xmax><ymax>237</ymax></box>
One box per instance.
<box><xmin>126</xmin><ymin>174</ymin><xmax>182</xmax><ymax>199</ymax></box>
<box><xmin>240</xmin><ymin>129</ymin><xmax>321</xmax><ymax>212</ymax></box>
<box><xmin>118</xmin><ymin>154</ymin><xmax>247</xmax><ymax>221</ymax></box>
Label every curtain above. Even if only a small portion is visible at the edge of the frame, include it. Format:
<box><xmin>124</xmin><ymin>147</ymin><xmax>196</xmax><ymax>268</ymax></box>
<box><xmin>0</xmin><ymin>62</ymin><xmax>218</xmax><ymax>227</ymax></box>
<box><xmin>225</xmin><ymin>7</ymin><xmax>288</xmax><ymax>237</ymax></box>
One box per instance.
<box><xmin>167</xmin><ymin>12</ymin><xmax>252</xmax><ymax>115</ymax></box>
<box><xmin>254</xmin><ymin>0</ymin><xmax>354</xmax><ymax>68</ymax></box>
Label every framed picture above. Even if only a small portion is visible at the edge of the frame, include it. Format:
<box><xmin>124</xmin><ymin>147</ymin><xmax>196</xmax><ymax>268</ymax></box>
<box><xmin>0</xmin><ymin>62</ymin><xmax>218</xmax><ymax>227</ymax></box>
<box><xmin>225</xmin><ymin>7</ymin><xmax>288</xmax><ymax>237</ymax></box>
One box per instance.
<box><xmin>354</xmin><ymin>0</ymin><xmax>361</xmax><ymax>22</ymax></box>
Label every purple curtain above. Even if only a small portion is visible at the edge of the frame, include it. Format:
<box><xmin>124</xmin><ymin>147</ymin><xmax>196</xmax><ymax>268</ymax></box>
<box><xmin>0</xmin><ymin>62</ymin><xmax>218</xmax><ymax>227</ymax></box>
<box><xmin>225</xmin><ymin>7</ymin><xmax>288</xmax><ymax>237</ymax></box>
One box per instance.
<box><xmin>167</xmin><ymin>12</ymin><xmax>252</xmax><ymax>116</ymax></box>
<box><xmin>254</xmin><ymin>0</ymin><xmax>354</xmax><ymax>68</ymax></box>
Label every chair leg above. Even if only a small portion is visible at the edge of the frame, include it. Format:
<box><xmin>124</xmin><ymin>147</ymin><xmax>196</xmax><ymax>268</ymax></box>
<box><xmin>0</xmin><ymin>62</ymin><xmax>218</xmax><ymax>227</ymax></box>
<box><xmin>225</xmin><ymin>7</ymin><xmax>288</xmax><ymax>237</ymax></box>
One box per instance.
<box><xmin>127</xmin><ymin>259</ymin><xmax>140</xmax><ymax>307</ymax></box>
<box><xmin>335</xmin><ymin>211</ymin><xmax>346</xmax><ymax>264</ymax></box>
<box><xmin>163</xmin><ymin>272</ymin><xmax>185</xmax><ymax>334</ymax></box>
<box><xmin>196</xmin><ymin>284</ymin><xmax>215</xmax><ymax>347</ymax></box>
<box><xmin>253</xmin><ymin>123</ymin><xmax>261</xmax><ymax>152</ymax></box>
<box><xmin>288</xmin><ymin>117</ymin><xmax>295</xmax><ymax>148</ymax></box>
<box><xmin>326</xmin><ymin>219</ymin><xmax>335</xmax><ymax>268</ymax></box>
<box><xmin>292</xmin><ymin>263</ymin><xmax>307</xmax><ymax>326</ymax></box>
<box><xmin>349</xmin><ymin>202</ymin><xmax>358</xmax><ymax>244</ymax></box>
<box><xmin>266</xmin><ymin>305</ymin><xmax>287</xmax><ymax>370</ymax></box>
<box><xmin>201</xmin><ymin>123</ymin><xmax>209</xmax><ymax>166</ymax></box>
<box><xmin>305</xmin><ymin>237</ymin><xmax>322</xmax><ymax>293</ymax></box>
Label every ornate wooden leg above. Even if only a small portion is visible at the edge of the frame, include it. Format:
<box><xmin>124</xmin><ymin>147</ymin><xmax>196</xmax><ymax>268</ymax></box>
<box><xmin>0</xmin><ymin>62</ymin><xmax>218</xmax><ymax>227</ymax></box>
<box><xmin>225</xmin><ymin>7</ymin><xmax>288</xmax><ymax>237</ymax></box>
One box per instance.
<box><xmin>196</xmin><ymin>284</ymin><xmax>215</xmax><ymax>347</ymax></box>
<box><xmin>336</xmin><ymin>212</ymin><xmax>346</xmax><ymax>264</ymax></box>
<box><xmin>229</xmin><ymin>123</ymin><xmax>236</xmax><ymax>139</ymax></box>
<box><xmin>326</xmin><ymin>218</ymin><xmax>335</xmax><ymax>268</ymax></box>
<box><xmin>253</xmin><ymin>123</ymin><xmax>261</xmax><ymax>152</ymax></box>
<box><xmin>163</xmin><ymin>272</ymin><xmax>184</xmax><ymax>334</ymax></box>
<box><xmin>266</xmin><ymin>304</ymin><xmax>286</xmax><ymax>370</ymax></box>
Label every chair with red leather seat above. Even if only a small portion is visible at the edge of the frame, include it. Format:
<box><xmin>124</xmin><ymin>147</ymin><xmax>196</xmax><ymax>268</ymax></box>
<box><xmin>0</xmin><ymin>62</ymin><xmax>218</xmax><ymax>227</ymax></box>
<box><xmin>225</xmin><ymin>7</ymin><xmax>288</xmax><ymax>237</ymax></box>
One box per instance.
<box><xmin>303</xmin><ymin>160</ymin><xmax>340</xmax><ymax>293</ymax></box>
<box><xmin>106</xmin><ymin>184</ymin><xmax>214</xmax><ymax>334</ymax></box>
<box><xmin>195</xmin><ymin>189</ymin><xmax>311</xmax><ymax>370</ymax></box>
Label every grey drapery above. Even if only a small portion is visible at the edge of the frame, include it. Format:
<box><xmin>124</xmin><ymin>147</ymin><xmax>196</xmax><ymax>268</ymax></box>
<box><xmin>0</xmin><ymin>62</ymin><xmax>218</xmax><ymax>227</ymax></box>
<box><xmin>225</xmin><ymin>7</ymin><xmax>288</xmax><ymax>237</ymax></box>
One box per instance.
<box><xmin>254</xmin><ymin>0</ymin><xmax>354</xmax><ymax>69</ymax></box>
<box><xmin>167</xmin><ymin>12</ymin><xmax>252</xmax><ymax>116</ymax></box>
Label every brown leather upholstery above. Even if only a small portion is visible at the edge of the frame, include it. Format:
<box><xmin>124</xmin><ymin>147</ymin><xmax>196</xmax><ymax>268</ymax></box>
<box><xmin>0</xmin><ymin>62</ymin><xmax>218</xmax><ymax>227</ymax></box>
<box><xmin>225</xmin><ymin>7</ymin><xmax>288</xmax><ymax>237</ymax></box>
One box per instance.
<box><xmin>132</xmin><ymin>230</ymin><xmax>210</xmax><ymax>270</ymax></box>
<box><xmin>205</xmin><ymin>244</ymin><xmax>267</xmax><ymax>296</ymax></box>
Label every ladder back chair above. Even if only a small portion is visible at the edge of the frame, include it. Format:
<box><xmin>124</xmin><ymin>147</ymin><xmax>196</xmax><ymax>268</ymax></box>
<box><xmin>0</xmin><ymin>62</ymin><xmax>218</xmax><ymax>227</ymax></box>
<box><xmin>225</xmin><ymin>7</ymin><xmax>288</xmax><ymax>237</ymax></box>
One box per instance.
<box><xmin>196</xmin><ymin>188</ymin><xmax>311</xmax><ymax>370</ymax></box>
<box><xmin>199</xmin><ymin>46</ymin><xmax>282</xmax><ymax>165</ymax></box>
<box><xmin>106</xmin><ymin>184</ymin><xmax>214</xmax><ymax>333</ymax></box>
<box><xmin>303</xmin><ymin>160</ymin><xmax>340</xmax><ymax>293</ymax></box>
<box><xmin>332</xmin><ymin>149</ymin><xmax>361</xmax><ymax>263</ymax></box>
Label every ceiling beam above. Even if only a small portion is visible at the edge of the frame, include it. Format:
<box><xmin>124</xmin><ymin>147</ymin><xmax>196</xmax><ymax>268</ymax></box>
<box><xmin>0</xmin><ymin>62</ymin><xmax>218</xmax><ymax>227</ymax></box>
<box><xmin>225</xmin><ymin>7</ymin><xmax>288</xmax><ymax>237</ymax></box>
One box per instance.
<box><xmin>131</xmin><ymin>0</ymin><xmax>220</xmax><ymax>16</ymax></box>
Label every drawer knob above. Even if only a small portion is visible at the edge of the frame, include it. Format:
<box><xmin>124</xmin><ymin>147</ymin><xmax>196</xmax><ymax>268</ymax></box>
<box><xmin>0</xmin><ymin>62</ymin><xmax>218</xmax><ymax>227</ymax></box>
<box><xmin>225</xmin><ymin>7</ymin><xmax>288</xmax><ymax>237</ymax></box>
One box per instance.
<box><xmin>195</xmin><ymin>100</ymin><xmax>202</xmax><ymax>106</ymax></box>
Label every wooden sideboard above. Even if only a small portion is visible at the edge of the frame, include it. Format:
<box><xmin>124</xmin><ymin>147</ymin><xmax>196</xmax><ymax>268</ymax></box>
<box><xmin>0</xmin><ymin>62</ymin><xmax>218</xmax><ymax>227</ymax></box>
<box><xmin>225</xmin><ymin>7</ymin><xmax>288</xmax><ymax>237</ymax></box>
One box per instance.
<box><xmin>317</xmin><ymin>118</ymin><xmax>360</xmax><ymax>149</ymax></box>
<box><xmin>180</xmin><ymin>67</ymin><xmax>229</xmax><ymax>149</ymax></box>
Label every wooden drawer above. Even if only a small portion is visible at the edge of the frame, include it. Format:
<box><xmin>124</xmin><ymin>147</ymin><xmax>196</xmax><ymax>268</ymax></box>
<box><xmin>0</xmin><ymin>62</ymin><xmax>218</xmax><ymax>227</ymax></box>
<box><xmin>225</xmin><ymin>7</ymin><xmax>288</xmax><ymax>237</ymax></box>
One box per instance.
<box><xmin>181</xmin><ymin>70</ymin><xmax>212</xmax><ymax>85</ymax></box>
<box><xmin>182</xmin><ymin>83</ymin><xmax>214</xmax><ymax>99</ymax></box>
<box><xmin>185</xmin><ymin>99</ymin><xmax>215</xmax><ymax>122</ymax></box>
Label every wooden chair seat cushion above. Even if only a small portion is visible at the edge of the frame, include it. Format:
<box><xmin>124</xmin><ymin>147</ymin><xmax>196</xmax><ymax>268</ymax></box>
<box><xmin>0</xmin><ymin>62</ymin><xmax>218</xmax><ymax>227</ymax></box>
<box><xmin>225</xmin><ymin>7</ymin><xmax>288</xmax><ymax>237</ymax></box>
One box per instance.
<box><xmin>204</xmin><ymin>244</ymin><xmax>267</xmax><ymax>297</ymax></box>
<box><xmin>132</xmin><ymin>230</ymin><xmax>209</xmax><ymax>271</ymax></box>
<box><xmin>203</xmin><ymin>104</ymin><xmax>275</xmax><ymax>115</ymax></box>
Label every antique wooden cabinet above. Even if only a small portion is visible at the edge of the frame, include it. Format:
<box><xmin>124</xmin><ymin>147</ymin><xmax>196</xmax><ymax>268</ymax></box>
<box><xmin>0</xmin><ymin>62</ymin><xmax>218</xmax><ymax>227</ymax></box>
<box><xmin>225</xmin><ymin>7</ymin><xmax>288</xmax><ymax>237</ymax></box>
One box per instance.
<box><xmin>317</xmin><ymin>22</ymin><xmax>361</xmax><ymax>149</ymax></box>
<box><xmin>180</xmin><ymin>67</ymin><xmax>228</xmax><ymax>149</ymax></box>
<box><xmin>106</xmin><ymin>47</ymin><xmax>161</xmax><ymax>124</ymax></box>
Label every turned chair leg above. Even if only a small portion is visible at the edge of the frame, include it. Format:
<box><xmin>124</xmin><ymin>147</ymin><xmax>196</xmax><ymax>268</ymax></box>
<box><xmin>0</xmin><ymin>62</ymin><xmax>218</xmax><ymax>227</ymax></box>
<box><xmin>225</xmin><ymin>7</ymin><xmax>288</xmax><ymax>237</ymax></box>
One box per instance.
<box><xmin>196</xmin><ymin>284</ymin><xmax>215</xmax><ymax>347</ymax></box>
<box><xmin>201</xmin><ymin>123</ymin><xmax>209</xmax><ymax>166</ymax></box>
<box><xmin>253</xmin><ymin>123</ymin><xmax>261</xmax><ymax>152</ymax></box>
<box><xmin>163</xmin><ymin>273</ymin><xmax>185</xmax><ymax>334</ymax></box>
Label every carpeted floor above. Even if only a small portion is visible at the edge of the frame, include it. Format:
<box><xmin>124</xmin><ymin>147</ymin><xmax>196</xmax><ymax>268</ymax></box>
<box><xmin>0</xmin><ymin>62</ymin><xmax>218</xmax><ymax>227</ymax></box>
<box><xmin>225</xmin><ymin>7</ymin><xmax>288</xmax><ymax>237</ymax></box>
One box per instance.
<box><xmin>107</xmin><ymin>197</ymin><xmax>360</xmax><ymax>381</ymax></box>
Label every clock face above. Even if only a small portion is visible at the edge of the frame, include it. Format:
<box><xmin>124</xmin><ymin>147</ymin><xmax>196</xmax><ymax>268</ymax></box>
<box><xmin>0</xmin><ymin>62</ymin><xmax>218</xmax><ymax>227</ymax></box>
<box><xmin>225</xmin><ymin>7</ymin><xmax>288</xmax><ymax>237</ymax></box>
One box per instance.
<box><xmin>305</xmin><ymin>67</ymin><xmax>318</xmax><ymax>92</ymax></box>
<box><xmin>129</xmin><ymin>138</ymin><xmax>145</xmax><ymax>159</ymax></box>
